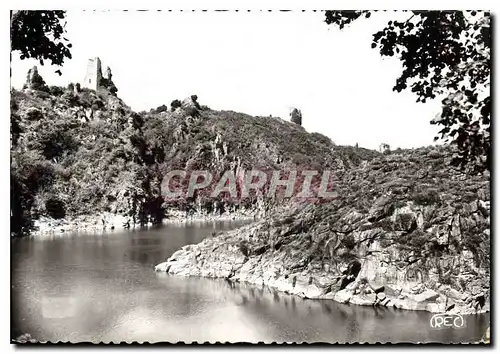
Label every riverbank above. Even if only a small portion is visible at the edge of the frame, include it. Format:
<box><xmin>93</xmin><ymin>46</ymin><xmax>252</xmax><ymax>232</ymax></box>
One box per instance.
<box><xmin>30</xmin><ymin>210</ymin><xmax>259</xmax><ymax>237</ymax></box>
<box><xmin>155</xmin><ymin>213</ymin><xmax>490</xmax><ymax>316</ymax></box>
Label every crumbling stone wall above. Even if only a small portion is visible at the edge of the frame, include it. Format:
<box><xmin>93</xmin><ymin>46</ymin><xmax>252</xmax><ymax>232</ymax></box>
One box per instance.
<box><xmin>83</xmin><ymin>57</ymin><xmax>103</xmax><ymax>91</ymax></box>
<box><xmin>290</xmin><ymin>108</ymin><xmax>302</xmax><ymax>126</ymax></box>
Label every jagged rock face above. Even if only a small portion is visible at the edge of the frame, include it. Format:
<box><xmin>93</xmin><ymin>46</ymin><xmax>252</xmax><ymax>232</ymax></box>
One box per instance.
<box><xmin>181</xmin><ymin>95</ymin><xmax>201</xmax><ymax>117</ymax></box>
<box><xmin>157</xmin><ymin>147</ymin><xmax>490</xmax><ymax>314</ymax></box>
<box><xmin>13</xmin><ymin>86</ymin><xmax>378</xmax><ymax>234</ymax></box>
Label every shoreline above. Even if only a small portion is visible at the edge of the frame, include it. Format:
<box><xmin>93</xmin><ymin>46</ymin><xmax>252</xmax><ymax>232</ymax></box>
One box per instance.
<box><xmin>155</xmin><ymin>222</ymin><xmax>490</xmax><ymax>316</ymax></box>
<box><xmin>30</xmin><ymin>210</ymin><xmax>259</xmax><ymax>237</ymax></box>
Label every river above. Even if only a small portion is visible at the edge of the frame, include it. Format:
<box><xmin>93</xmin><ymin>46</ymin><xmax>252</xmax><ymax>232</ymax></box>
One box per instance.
<box><xmin>11</xmin><ymin>220</ymin><xmax>489</xmax><ymax>344</ymax></box>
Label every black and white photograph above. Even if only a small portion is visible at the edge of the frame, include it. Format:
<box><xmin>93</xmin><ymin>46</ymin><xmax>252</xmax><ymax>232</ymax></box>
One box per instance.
<box><xmin>8</xmin><ymin>3</ymin><xmax>492</xmax><ymax>346</ymax></box>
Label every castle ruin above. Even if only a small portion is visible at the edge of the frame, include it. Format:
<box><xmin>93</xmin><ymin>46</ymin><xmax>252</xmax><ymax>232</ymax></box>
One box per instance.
<box><xmin>82</xmin><ymin>57</ymin><xmax>116</xmax><ymax>95</ymax></box>
<box><xmin>83</xmin><ymin>57</ymin><xmax>103</xmax><ymax>91</ymax></box>
<box><xmin>290</xmin><ymin>107</ymin><xmax>302</xmax><ymax>126</ymax></box>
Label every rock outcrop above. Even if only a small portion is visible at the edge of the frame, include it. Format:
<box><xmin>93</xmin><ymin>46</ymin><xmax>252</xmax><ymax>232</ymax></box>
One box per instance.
<box><xmin>156</xmin><ymin>147</ymin><xmax>490</xmax><ymax>314</ymax></box>
<box><xmin>181</xmin><ymin>95</ymin><xmax>201</xmax><ymax>117</ymax></box>
<box><xmin>12</xmin><ymin>84</ymin><xmax>379</xmax><ymax>236</ymax></box>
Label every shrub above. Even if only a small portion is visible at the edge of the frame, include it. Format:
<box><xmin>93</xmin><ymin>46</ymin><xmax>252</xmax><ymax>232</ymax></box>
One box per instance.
<box><xmin>154</xmin><ymin>104</ymin><xmax>169</xmax><ymax>114</ymax></box>
<box><xmin>45</xmin><ymin>197</ymin><xmax>66</xmax><ymax>219</ymax></box>
<box><xmin>109</xmin><ymin>83</ymin><xmax>118</xmax><ymax>95</ymax></box>
<box><xmin>341</xmin><ymin>234</ymin><xmax>356</xmax><ymax>249</ymax></box>
<box><xmin>26</xmin><ymin>108</ymin><xmax>44</xmax><ymax>121</ymax></box>
<box><xmin>26</xmin><ymin>70</ymin><xmax>49</xmax><ymax>92</ymax></box>
<box><xmin>413</xmin><ymin>188</ymin><xmax>440</xmax><ymax>205</ymax></box>
<box><xmin>11</xmin><ymin>113</ymin><xmax>22</xmax><ymax>146</ymax></box>
<box><xmin>191</xmin><ymin>95</ymin><xmax>201</xmax><ymax>109</ymax></box>
<box><xmin>130</xmin><ymin>113</ymin><xmax>144</xmax><ymax>129</ymax></box>
<box><xmin>49</xmin><ymin>86</ymin><xmax>65</xmax><ymax>97</ymax></box>
<box><xmin>92</xmin><ymin>99</ymin><xmax>105</xmax><ymax>110</ymax></box>
<box><xmin>170</xmin><ymin>99</ymin><xmax>182</xmax><ymax>111</ymax></box>
<box><xmin>64</xmin><ymin>92</ymin><xmax>80</xmax><ymax>107</ymax></box>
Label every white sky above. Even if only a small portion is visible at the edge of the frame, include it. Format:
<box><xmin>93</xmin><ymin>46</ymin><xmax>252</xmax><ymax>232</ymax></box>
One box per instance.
<box><xmin>10</xmin><ymin>10</ymin><xmax>443</xmax><ymax>150</ymax></box>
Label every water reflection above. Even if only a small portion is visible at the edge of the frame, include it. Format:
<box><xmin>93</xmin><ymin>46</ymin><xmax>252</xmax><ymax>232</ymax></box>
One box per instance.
<box><xmin>12</xmin><ymin>221</ymin><xmax>489</xmax><ymax>343</ymax></box>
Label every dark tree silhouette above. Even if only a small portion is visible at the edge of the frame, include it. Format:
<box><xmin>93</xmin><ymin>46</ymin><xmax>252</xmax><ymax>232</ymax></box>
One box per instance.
<box><xmin>10</xmin><ymin>10</ymin><xmax>72</xmax><ymax>75</ymax></box>
<box><xmin>325</xmin><ymin>10</ymin><xmax>490</xmax><ymax>173</ymax></box>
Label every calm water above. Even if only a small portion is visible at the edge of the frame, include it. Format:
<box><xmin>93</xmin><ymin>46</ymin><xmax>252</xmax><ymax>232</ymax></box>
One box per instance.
<box><xmin>12</xmin><ymin>221</ymin><xmax>489</xmax><ymax>344</ymax></box>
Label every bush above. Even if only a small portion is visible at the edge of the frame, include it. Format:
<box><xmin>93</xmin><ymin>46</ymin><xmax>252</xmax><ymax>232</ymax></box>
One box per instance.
<box><xmin>92</xmin><ymin>99</ymin><xmax>105</xmax><ymax>110</ymax></box>
<box><xmin>341</xmin><ymin>234</ymin><xmax>356</xmax><ymax>249</ymax></box>
<box><xmin>170</xmin><ymin>99</ymin><xmax>182</xmax><ymax>111</ymax></box>
<box><xmin>64</xmin><ymin>92</ymin><xmax>80</xmax><ymax>107</ymax></box>
<box><xmin>49</xmin><ymin>86</ymin><xmax>65</xmax><ymax>97</ymax></box>
<box><xmin>26</xmin><ymin>70</ymin><xmax>49</xmax><ymax>92</ymax></box>
<box><xmin>413</xmin><ymin>188</ymin><xmax>440</xmax><ymax>205</ymax></box>
<box><xmin>130</xmin><ymin>113</ymin><xmax>144</xmax><ymax>129</ymax></box>
<box><xmin>26</xmin><ymin>108</ymin><xmax>44</xmax><ymax>121</ymax></box>
<box><xmin>45</xmin><ymin>197</ymin><xmax>66</xmax><ymax>219</ymax></box>
<box><xmin>153</xmin><ymin>105</ymin><xmax>169</xmax><ymax>114</ymax></box>
<box><xmin>11</xmin><ymin>113</ymin><xmax>22</xmax><ymax>146</ymax></box>
<box><xmin>191</xmin><ymin>95</ymin><xmax>201</xmax><ymax>109</ymax></box>
<box><xmin>109</xmin><ymin>83</ymin><xmax>118</xmax><ymax>95</ymax></box>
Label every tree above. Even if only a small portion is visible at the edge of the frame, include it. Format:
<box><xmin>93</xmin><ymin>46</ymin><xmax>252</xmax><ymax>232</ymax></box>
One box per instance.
<box><xmin>325</xmin><ymin>11</ymin><xmax>490</xmax><ymax>173</ymax></box>
<box><xmin>10</xmin><ymin>10</ymin><xmax>72</xmax><ymax>75</ymax></box>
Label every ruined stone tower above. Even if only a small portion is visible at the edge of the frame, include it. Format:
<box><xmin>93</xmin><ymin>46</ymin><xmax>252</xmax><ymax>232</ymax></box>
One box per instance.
<box><xmin>290</xmin><ymin>107</ymin><xmax>302</xmax><ymax>126</ymax></box>
<box><xmin>83</xmin><ymin>57</ymin><xmax>103</xmax><ymax>91</ymax></box>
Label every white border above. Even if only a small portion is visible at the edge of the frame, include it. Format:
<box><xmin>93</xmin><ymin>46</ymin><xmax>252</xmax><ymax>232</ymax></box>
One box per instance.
<box><xmin>2</xmin><ymin>1</ymin><xmax>497</xmax><ymax>353</ymax></box>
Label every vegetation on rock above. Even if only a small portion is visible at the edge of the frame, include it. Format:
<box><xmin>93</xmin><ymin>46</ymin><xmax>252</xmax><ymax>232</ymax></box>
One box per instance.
<box><xmin>10</xmin><ymin>73</ymin><xmax>378</xmax><ymax>236</ymax></box>
<box><xmin>325</xmin><ymin>10</ymin><xmax>491</xmax><ymax>174</ymax></box>
<box><xmin>158</xmin><ymin>146</ymin><xmax>490</xmax><ymax>313</ymax></box>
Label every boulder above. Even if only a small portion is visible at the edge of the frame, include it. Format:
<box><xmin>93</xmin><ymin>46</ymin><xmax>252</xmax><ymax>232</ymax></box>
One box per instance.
<box><xmin>367</xmin><ymin>196</ymin><xmax>393</xmax><ymax>222</ymax></box>
<box><xmin>169</xmin><ymin>249</ymin><xmax>186</xmax><ymax>261</ymax></box>
<box><xmin>302</xmin><ymin>284</ymin><xmax>323</xmax><ymax>299</ymax></box>
<box><xmin>380</xmin><ymin>298</ymin><xmax>392</xmax><ymax>307</ymax></box>
<box><xmin>412</xmin><ymin>289</ymin><xmax>439</xmax><ymax>303</ymax></box>
<box><xmin>411</xmin><ymin>283</ymin><xmax>425</xmax><ymax>294</ymax></box>
<box><xmin>351</xmin><ymin>293</ymin><xmax>376</xmax><ymax>306</ymax></box>
<box><xmin>426</xmin><ymin>302</ymin><xmax>446</xmax><ymax>313</ymax></box>
<box><xmin>155</xmin><ymin>261</ymin><xmax>170</xmax><ymax>272</ymax></box>
<box><xmin>181</xmin><ymin>95</ymin><xmax>201</xmax><ymax>117</ymax></box>
<box><xmin>371</xmin><ymin>283</ymin><xmax>385</xmax><ymax>294</ymax></box>
<box><xmin>446</xmin><ymin>287</ymin><xmax>468</xmax><ymax>301</ymax></box>
<box><xmin>384</xmin><ymin>285</ymin><xmax>402</xmax><ymax>297</ymax></box>
<box><xmin>393</xmin><ymin>211</ymin><xmax>417</xmax><ymax>231</ymax></box>
<box><xmin>334</xmin><ymin>289</ymin><xmax>353</xmax><ymax>304</ymax></box>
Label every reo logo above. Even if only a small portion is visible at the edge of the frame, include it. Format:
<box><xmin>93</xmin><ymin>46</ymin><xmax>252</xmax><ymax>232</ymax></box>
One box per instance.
<box><xmin>430</xmin><ymin>314</ymin><xmax>465</xmax><ymax>329</ymax></box>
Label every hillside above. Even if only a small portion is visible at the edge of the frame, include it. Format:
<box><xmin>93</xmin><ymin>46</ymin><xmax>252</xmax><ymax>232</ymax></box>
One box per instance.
<box><xmin>10</xmin><ymin>81</ymin><xmax>378</xmax><ymax>236</ymax></box>
<box><xmin>11</xmin><ymin>70</ymin><xmax>490</xmax><ymax>315</ymax></box>
<box><xmin>157</xmin><ymin>146</ymin><xmax>490</xmax><ymax>314</ymax></box>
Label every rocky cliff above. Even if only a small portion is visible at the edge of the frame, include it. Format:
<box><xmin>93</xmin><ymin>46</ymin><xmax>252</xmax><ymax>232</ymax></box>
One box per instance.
<box><xmin>11</xmin><ymin>79</ymin><xmax>377</xmax><ymax>235</ymax></box>
<box><xmin>156</xmin><ymin>146</ymin><xmax>490</xmax><ymax>314</ymax></box>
